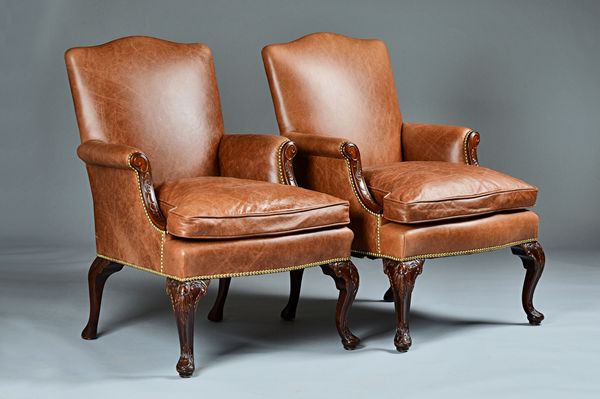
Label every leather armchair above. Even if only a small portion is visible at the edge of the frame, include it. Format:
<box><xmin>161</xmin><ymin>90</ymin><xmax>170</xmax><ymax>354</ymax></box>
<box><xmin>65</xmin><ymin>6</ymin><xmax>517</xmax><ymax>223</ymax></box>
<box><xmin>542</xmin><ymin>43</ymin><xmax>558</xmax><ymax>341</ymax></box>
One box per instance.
<box><xmin>65</xmin><ymin>36</ymin><xmax>359</xmax><ymax>377</ymax></box>
<box><xmin>262</xmin><ymin>32</ymin><xmax>545</xmax><ymax>352</ymax></box>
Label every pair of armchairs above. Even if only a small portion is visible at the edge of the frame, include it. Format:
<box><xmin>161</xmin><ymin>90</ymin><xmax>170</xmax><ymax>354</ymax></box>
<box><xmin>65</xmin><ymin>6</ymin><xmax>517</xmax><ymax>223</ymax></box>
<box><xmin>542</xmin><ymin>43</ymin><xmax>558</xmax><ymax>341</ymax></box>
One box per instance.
<box><xmin>65</xmin><ymin>33</ymin><xmax>544</xmax><ymax>378</ymax></box>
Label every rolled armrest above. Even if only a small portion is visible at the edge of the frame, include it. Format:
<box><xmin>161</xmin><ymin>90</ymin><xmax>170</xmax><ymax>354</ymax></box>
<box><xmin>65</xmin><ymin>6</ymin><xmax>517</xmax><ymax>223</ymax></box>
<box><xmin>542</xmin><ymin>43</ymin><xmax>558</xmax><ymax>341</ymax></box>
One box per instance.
<box><xmin>77</xmin><ymin>140</ymin><xmax>142</xmax><ymax>169</ymax></box>
<box><xmin>401</xmin><ymin>122</ymin><xmax>480</xmax><ymax>165</ymax></box>
<box><xmin>283</xmin><ymin>132</ymin><xmax>347</xmax><ymax>159</ymax></box>
<box><xmin>219</xmin><ymin>134</ymin><xmax>297</xmax><ymax>185</ymax></box>
<box><xmin>284</xmin><ymin>131</ymin><xmax>382</xmax><ymax>214</ymax></box>
<box><xmin>77</xmin><ymin>139</ymin><xmax>166</xmax><ymax>230</ymax></box>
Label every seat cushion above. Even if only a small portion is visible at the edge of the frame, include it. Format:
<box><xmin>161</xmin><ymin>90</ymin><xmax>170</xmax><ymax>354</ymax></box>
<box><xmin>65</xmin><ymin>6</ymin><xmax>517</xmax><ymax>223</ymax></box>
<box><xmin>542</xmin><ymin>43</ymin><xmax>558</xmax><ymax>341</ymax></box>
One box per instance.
<box><xmin>363</xmin><ymin>161</ymin><xmax>537</xmax><ymax>224</ymax></box>
<box><xmin>157</xmin><ymin>176</ymin><xmax>349</xmax><ymax>239</ymax></box>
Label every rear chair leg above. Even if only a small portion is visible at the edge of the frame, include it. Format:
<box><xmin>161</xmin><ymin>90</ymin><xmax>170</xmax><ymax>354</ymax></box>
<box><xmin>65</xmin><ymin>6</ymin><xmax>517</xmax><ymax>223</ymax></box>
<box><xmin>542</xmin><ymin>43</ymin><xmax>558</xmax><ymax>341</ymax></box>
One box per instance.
<box><xmin>208</xmin><ymin>278</ymin><xmax>231</xmax><ymax>322</ymax></box>
<box><xmin>511</xmin><ymin>241</ymin><xmax>545</xmax><ymax>325</ymax></box>
<box><xmin>383</xmin><ymin>258</ymin><xmax>424</xmax><ymax>352</ymax></box>
<box><xmin>81</xmin><ymin>257</ymin><xmax>123</xmax><ymax>340</ymax></box>
<box><xmin>281</xmin><ymin>269</ymin><xmax>304</xmax><ymax>321</ymax></box>
<box><xmin>321</xmin><ymin>261</ymin><xmax>360</xmax><ymax>349</ymax></box>
<box><xmin>166</xmin><ymin>278</ymin><xmax>210</xmax><ymax>378</ymax></box>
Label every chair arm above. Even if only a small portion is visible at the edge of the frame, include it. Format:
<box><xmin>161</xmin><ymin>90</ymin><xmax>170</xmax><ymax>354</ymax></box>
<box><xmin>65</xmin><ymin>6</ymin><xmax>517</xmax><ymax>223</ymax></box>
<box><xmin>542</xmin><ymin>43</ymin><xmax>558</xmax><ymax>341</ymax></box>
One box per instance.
<box><xmin>284</xmin><ymin>132</ymin><xmax>382</xmax><ymax>214</ymax></box>
<box><xmin>401</xmin><ymin>122</ymin><xmax>480</xmax><ymax>165</ymax></box>
<box><xmin>218</xmin><ymin>134</ymin><xmax>298</xmax><ymax>185</ymax></box>
<box><xmin>77</xmin><ymin>140</ymin><xmax>166</xmax><ymax>230</ymax></box>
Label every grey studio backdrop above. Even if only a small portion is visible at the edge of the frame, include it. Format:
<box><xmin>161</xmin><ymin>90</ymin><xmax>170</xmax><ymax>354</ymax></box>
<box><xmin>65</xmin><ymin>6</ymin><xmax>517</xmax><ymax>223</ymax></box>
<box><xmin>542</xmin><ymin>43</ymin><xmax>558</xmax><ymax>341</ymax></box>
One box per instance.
<box><xmin>1</xmin><ymin>0</ymin><xmax>599</xmax><ymax>251</ymax></box>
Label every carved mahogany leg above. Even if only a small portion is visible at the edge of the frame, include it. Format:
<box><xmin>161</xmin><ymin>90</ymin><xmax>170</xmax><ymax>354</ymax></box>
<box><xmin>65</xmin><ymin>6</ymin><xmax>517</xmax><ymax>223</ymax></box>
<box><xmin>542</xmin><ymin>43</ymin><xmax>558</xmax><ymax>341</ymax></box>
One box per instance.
<box><xmin>207</xmin><ymin>278</ymin><xmax>231</xmax><ymax>322</ymax></box>
<box><xmin>281</xmin><ymin>269</ymin><xmax>304</xmax><ymax>321</ymax></box>
<box><xmin>321</xmin><ymin>261</ymin><xmax>360</xmax><ymax>350</ymax></box>
<box><xmin>383</xmin><ymin>287</ymin><xmax>394</xmax><ymax>302</ymax></box>
<box><xmin>81</xmin><ymin>257</ymin><xmax>123</xmax><ymax>340</ymax></box>
<box><xmin>166</xmin><ymin>278</ymin><xmax>210</xmax><ymax>378</ymax></box>
<box><xmin>511</xmin><ymin>241</ymin><xmax>545</xmax><ymax>325</ymax></box>
<box><xmin>383</xmin><ymin>258</ymin><xmax>424</xmax><ymax>352</ymax></box>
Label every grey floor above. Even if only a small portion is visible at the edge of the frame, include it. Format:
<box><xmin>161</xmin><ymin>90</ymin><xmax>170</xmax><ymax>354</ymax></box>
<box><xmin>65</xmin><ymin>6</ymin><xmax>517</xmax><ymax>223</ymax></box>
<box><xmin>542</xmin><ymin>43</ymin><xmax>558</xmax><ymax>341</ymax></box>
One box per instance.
<box><xmin>0</xmin><ymin>245</ymin><xmax>598</xmax><ymax>398</ymax></box>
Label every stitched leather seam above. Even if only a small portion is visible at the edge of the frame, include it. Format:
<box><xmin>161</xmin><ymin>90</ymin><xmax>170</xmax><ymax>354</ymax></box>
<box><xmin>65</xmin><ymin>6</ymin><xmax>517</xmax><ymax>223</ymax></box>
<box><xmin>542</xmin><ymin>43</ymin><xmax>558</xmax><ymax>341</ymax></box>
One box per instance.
<box><xmin>96</xmin><ymin>253</ymin><xmax>351</xmax><ymax>282</ymax></box>
<box><xmin>383</xmin><ymin>207</ymin><xmax>536</xmax><ymax>225</ymax></box>
<box><xmin>352</xmin><ymin>238</ymin><xmax>537</xmax><ymax>262</ymax></box>
<box><xmin>166</xmin><ymin>202</ymin><xmax>348</xmax><ymax>219</ymax></box>
<box><xmin>383</xmin><ymin>188</ymin><xmax>537</xmax><ymax>205</ymax></box>
<box><xmin>167</xmin><ymin>221</ymin><xmax>350</xmax><ymax>240</ymax></box>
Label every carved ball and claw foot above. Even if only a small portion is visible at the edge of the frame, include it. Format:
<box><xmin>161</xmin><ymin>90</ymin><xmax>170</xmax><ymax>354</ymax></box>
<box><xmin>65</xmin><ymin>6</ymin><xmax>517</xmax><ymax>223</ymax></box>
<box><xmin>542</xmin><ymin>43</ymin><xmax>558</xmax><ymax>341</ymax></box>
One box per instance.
<box><xmin>281</xmin><ymin>269</ymin><xmax>304</xmax><ymax>321</ymax></box>
<box><xmin>383</xmin><ymin>259</ymin><xmax>424</xmax><ymax>352</ymax></box>
<box><xmin>511</xmin><ymin>241</ymin><xmax>545</xmax><ymax>325</ymax></box>
<box><xmin>321</xmin><ymin>261</ymin><xmax>360</xmax><ymax>350</ymax></box>
<box><xmin>166</xmin><ymin>278</ymin><xmax>210</xmax><ymax>378</ymax></box>
<box><xmin>81</xmin><ymin>257</ymin><xmax>123</xmax><ymax>340</ymax></box>
<box><xmin>207</xmin><ymin>278</ymin><xmax>231</xmax><ymax>322</ymax></box>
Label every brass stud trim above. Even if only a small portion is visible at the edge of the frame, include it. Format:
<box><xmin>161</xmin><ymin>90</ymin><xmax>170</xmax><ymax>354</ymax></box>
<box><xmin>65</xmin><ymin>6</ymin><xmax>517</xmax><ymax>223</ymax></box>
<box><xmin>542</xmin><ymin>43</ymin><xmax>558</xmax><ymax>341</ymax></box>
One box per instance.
<box><xmin>276</xmin><ymin>138</ymin><xmax>292</xmax><ymax>184</ymax></box>
<box><xmin>96</xmin><ymin>253</ymin><xmax>351</xmax><ymax>282</ymax></box>
<box><xmin>462</xmin><ymin>132</ymin><xmax>470</xmax><ymax>165</ymax></box>
<box><xmin>352</xmin><ymin>238</ymin><xmax>537</xmax><ymax>262</ymax></box>
<box><xmin>127</xmin><ymin>152</ymin><xmax>167</xmax><ymax>272</ymax></box>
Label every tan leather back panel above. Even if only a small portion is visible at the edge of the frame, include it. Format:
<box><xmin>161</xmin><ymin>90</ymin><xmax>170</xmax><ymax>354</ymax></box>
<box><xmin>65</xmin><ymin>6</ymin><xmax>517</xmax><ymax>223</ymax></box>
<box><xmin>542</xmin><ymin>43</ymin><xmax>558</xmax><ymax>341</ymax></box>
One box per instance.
<box><xmin>263</xmin><ymin>32</ymin><xmax>402</xmax><ymax>166</ymax></box>
<box><xmin>65</xmin><ymin>36</ymin><xmax>224</xmax><ymax>185</ymax></box>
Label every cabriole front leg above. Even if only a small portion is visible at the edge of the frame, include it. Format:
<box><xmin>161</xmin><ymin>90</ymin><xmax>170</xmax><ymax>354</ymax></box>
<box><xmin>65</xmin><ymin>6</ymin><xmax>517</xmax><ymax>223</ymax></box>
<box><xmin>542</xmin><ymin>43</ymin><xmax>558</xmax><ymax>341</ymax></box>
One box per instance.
<box><xmin>383</xmin><ymin>259</ymin><xmax>424</xmax><ymax>352</ymax></box>
<box><xmin>82</xmin><ymin>257</ymin><xmax>123</xmax><ymax>340</ymax></box>
<box><xmin>166</xmin><ymin>278</ymin><xmax>210</xmax><ymax>378</ymax></box>
<box><xmin>511</xmin><ymin>241</ymin><xmax>545</xmax><ymax>325</ymax></box>
<box><xmin>321</xmin><ymin>261</ymin><xmax>360</xmax><ymax>350</ymax></box>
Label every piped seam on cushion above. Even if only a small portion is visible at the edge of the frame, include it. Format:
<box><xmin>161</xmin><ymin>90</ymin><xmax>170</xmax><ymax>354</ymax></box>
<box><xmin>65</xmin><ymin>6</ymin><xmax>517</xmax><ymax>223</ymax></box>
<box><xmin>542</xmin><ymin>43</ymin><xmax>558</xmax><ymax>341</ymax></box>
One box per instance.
<box><xmin>164</xmin><ymin>202</ymin><xmax>349</xmax><ymax>219</ymax></box>
<box><xmin>379</xmin><ymin>188</ymin><xmax>538</xmax><ymax>205</ymax></box>
<box><xmin>166</xmin><ymin>220</ymin><xmax>350</xmax><ymax>240</ymax></box>
<box><xmin>383</xmin><ymin>207</ymin><xmax>537</xmax><ymax>225</ymax></box>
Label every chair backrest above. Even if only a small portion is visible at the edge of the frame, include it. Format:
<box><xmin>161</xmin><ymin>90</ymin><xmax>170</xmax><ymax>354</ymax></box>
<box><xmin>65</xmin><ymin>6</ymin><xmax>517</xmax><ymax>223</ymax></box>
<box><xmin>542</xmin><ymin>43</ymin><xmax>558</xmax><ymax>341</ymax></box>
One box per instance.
<box><xmin>263</xmin><ymin>32</ymin><xmax>403</xmax><ymax>166</ymax></box>
<box><xmin>65</xmin><ymin>36</ymin><xmax>224</xmax><ymax>185</ymax></box>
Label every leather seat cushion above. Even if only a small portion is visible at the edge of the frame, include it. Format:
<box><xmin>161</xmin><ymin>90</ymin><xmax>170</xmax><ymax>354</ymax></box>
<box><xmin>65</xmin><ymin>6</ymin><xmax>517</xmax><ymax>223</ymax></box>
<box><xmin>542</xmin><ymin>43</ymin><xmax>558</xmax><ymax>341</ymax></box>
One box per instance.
<box><xmin>157</xmin><ymin>176</ymin><xmax>350</xmax><ymax>239</ymax></box>
<box><xmin>363</xmin><ymin>161</ymin><xmax>537</xmax><ymax>224</ymax></box>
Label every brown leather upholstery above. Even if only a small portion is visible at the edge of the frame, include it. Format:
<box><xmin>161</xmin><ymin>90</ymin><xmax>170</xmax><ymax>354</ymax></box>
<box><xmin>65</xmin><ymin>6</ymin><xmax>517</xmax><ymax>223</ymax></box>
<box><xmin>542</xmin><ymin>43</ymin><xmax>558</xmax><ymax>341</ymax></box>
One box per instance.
<box><xmin>363</xmin><ymin>161</ymin><xmax>537</xmax><ymax>224</ymax></box>
<box><xmin>402</xmin><ymin>123</ymin><xmax>475</xmax><ymax>163</ymax></box>
<box><xmin>262</xmin><ymin>32</ymin><xmax>540</xmax><ymax>259</ymax></box>
<box><xmin>163</xmin><ymin>228</ymin><xmax>354</xmax><ymax>280</ymax></box>
<box><xmin>66</xmin><ymin>36</ymin><xmax>223</xmax><ymax>186</ymax></box>
<box><xmin>66</xmin><ymin>36</ymin><xmax>354</xmax><ymax>279</ymax></box>
<box><xmin>219</xmin><ymin>134</ymin><xmax>290</xmax><ymax>183</ymax></box>
<box><xmin>263</xmin><ymin>32</ymin><xmax>402</xmax><ymax>167</ymax></box>
<box><xmin>157</xmin><ymin>176</ymin><xmax>349</xmax><ymax>239</ymax></box>
<box><xmin>379</xmin><ymin>211</ymin><xmax>538</xmax><ymax>260</ymax></box>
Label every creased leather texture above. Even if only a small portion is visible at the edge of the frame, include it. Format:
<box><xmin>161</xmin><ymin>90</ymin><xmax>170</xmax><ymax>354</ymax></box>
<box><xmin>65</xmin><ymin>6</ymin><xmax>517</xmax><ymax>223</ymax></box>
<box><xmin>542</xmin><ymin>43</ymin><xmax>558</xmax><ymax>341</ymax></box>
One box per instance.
<box><xmin>77</xmin><ymin>140</ymin><xmax>140</xmax><ymax>169</ymax></box>
<box><xmin>65</xmin><ymin>36</ymin><xmax>224</xmax><ymax>186</ymax></box>
<box><xmin>283</xmin><ymin>132</ymin><xmax>346</xmax><ymax>158</ymax></box>
<box><xmin>157</xmin><ymin>176</ymin><xmax>350</xmax><ymax>239</ymax></box>
<box><xmin>87</xmin><ymin>164</ymin><xmax>164</xmax><ymax>273</ymax></box>
<box><xmin>380</xmin><ymin>211</ymin><xmax>539</xmax><ymax>259</ymax></box>
<box><xmin>163</xmin><ymin>227</ymin><xmax>353</xmax><ymax>279</ymax></box>
<box><xmin>363</xmin><ymin>161</ymin><xmax>537</xmax><ymax>223</ymax></box>
<box><xmin>263</xmin><ymin>32</ymin><xmax>402</xmax><ymax>167</ymax></box>
<box><xmin>219</xmin><ymin>134</ymin><xmax>289</xmax><ymax>183</ymax></box>
<box><xmin>66</xmin><ymin>36</ymin><xmax>355</xmax><ymax>279</ymax></box>
<box><xmin>263</xmin><ymin>32</ymin><xmax>540</xmax><ymax>260</ymax></box>
<box><xmin>293</xmin><ymin>154</ymin><xmax>381</xmax><ymax>253</ymax></box>
<box><xmin>402</xmin><ymin>123</ymin><xmax>473</xmax><ymax>163</ymax></box>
